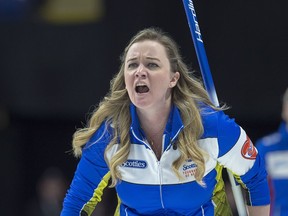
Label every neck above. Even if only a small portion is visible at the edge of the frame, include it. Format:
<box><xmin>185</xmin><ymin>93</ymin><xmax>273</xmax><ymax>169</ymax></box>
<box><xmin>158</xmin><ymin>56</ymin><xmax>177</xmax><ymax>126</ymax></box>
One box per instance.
<box><xmin>137</xmin><ymin>104</ymin><xmax>171</xmax><ymax>134</ymax></box>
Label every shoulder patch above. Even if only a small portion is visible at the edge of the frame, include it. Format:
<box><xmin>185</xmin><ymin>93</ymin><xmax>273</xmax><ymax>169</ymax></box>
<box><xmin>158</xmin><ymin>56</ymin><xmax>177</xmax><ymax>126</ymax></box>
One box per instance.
<box><xmin>241</xmin><ymin>136</ymin><xmax>257</xmax><ymax>160</ymax></box>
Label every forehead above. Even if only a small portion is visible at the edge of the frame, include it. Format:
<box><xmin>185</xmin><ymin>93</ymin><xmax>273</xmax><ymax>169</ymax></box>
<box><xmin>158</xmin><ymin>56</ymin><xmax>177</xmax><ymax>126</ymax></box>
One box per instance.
<box><xmin>126</xmin><ymin>40</ymin><xmax>167</xmax><ymax>59</ymax></box>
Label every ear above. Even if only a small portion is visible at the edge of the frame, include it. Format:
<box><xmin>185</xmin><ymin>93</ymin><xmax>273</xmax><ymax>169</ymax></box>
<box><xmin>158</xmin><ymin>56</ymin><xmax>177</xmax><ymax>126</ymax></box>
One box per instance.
<box><xmin>169</xmin><ymin>72</ymin><xmax>180</xmax><ymax>88</ymax></box>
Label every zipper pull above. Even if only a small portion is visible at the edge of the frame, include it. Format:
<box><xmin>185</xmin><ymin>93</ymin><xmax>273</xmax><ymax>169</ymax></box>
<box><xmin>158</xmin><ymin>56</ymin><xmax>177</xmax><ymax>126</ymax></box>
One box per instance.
<box><xmin>170</xmin><ymin>138</ymin><xmax>177</xmax><ymax>150</ymax></box>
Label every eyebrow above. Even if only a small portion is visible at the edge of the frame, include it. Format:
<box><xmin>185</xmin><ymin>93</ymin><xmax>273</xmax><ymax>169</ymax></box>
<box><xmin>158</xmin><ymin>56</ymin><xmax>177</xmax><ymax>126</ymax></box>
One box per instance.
<box><xmin>126</xmin><ymin>57</ymin><xmax>137</xmax><ymax>63</ymax></box>
<box><xmin>146</xmin><ymin>57</ymin><xmax>160</xmax><ymax>62</ymax></box>
<box><xmin>126</xmin><ymin>56</ymin><xmax>161</xmax><ymax>62</ymax></box>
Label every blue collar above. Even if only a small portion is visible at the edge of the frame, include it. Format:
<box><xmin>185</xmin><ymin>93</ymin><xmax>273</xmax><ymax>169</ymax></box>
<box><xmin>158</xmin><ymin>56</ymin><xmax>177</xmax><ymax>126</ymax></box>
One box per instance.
<box><xmin>129</xmin><ymin>103</ymin><xmax>184</xmax><ymax>144</ymax></box>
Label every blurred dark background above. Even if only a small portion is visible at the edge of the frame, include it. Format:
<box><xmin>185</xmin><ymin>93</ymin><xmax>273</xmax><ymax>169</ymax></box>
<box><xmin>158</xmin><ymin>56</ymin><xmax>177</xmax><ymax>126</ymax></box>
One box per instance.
<box><xmin>0</xmin><ymin>0</ymin><xmax>287</xmax><ymax>215</ymax></box>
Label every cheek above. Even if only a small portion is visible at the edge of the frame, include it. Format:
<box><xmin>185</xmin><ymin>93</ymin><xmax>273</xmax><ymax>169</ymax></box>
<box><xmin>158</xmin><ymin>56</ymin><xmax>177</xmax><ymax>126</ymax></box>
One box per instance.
<box><xmin>155</xmin><ymin>74</ymin><xmax>171</xmax><ymax>87</ymax></box>
<box><xmin>124</xmin><ymin>74</ymin><xmax>133</xmax><ymax>90</ymax></box>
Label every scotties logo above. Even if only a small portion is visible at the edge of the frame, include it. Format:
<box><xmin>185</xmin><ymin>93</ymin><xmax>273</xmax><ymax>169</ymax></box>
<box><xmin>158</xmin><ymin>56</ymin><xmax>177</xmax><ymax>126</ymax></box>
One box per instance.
<box><xmin>241</xmin><ymin>136</ymin><xmax>257</xmax><ymax>160</ymax></box>
<box><xmin>122</xmin><ymin>160</ymin><xmax>147</xmax><ymax>169</ymax></box>
<box><xmin>182</xmin><ymin>161</ymin><xmax>197</xmax><ymax>178</ymax></box>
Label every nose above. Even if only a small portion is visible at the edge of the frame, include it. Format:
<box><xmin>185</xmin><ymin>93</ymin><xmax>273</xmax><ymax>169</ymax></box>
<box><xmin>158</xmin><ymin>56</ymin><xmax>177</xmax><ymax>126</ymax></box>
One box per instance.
<box><xmin>135</xmin><ymin>64</ymin><xmax>147</xmax><ymax>78</ymax></box>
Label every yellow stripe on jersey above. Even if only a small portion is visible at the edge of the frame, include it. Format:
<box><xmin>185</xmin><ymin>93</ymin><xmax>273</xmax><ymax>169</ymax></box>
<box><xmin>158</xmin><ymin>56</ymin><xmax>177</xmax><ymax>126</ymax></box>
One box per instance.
<box><xmin>213</xmin><ymin>163</ymin><xmax>233</xmax><ymax>216</ymax></box>
<box><xmin>81</xmin><ymin>172</ymin><xmax>111</xmax><ymax>215</ymax></box>
<box><xmin>113</xmin><ymin>195</ymin><xmax>121</xmax><ymax>216</ymax></box>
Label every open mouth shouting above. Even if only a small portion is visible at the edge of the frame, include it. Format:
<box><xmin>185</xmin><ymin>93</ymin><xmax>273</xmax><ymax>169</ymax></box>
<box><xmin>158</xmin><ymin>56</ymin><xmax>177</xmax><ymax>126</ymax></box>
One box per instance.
<box><xmin>135</xmin><ymin>84</ymin><xmax>149</xmax><ymax>94</ymax></box>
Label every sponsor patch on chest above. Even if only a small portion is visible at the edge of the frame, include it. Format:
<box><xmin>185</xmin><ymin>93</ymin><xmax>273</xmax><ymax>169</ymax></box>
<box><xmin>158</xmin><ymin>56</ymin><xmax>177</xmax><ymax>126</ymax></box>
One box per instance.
<box><xmin>121</xmin><ymin>160</ymin><xmax>147</xmax><ymax>169</ymax></box>
<box><xmin>182</xmin><ymin>160</ymin><xmax>197</xmax><ymax>178</ymax></box>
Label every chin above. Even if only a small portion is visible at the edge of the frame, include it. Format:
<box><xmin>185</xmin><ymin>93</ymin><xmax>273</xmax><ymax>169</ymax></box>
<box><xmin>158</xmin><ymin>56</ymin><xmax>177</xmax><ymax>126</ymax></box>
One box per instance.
<box><xmin>133</xmin><ymin>102</ymin><xmax>150</xmax><ymax>109</ymax></box>
<box><xmin>131</xmin><ymin>99</ymin><xmax>151</xmax><ymax>109</ymax></box>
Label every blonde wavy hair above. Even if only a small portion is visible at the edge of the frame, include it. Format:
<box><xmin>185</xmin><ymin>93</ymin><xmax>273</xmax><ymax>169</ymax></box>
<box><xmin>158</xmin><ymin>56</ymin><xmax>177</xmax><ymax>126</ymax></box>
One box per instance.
<box><xmin>72</xmin><ymin>27</ymin><xmax>219</xmax><ymax>186</ymax></box>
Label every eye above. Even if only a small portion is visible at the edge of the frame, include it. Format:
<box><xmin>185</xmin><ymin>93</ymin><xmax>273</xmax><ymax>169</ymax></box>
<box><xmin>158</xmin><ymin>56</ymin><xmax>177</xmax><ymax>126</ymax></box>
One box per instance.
<box><xmin>147</xmin><ymin>62</ymin><xmax>159</xmax><ymax>68</ymax></box>
<box><xmin>127</xmin><ymin>62</ymin><xmax>138</xmax><ymax>69</ymax></box>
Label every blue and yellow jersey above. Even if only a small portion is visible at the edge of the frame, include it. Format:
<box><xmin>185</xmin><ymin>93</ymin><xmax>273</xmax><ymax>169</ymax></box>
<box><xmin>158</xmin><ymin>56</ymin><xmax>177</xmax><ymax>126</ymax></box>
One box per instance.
<box><xmin>61</xmin><ymin>104</ymin><xmax>270</xmax><ymax>216</ymax></box>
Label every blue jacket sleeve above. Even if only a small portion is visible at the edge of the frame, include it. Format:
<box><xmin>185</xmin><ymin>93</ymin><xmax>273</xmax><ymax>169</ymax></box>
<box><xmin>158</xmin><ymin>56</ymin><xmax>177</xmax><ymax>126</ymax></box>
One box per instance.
<box><xmin>215</xmin><ymin>111</ymin><xmax>270</xmax><ymax>206</ymax></box>
<box><xmin>239</xmin><ymin>153</ymin><xmax>270</xmax><ymax>206</ymax></box>
<box><xmin>61</xmin><ymin>122</ymin><xmax>111</xmax><ymax>215</ymax></box>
